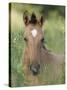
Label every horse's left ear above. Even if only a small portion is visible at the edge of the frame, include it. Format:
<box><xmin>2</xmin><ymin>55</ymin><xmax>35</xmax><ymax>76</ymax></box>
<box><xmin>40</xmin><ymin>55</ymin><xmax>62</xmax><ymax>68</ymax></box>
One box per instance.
<box><xmin>23</xmin><ymin>11</ymin><xmax>29</xmax><ymax>26</ymax></box>
<box><xmin>39</xmin><ymin>16</ymin><xmax>44</xmax><ymax>27</ymax></box>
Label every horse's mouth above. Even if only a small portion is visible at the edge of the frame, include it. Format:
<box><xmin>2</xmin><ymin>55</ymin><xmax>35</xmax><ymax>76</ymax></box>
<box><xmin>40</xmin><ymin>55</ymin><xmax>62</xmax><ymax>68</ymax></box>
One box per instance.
<box><xmin>32</xmin><ymin>70</ymin><xmax>40</xmax><ymax>76</ymax></box>
<box><xmin>30</xmin><ymin>68</ymin><xmax>40</xmax><ymax>76</ymax></box>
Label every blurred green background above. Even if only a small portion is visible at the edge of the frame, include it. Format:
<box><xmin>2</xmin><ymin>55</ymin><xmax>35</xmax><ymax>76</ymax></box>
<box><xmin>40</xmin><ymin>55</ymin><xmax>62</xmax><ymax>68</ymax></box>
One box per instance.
<box><xmin>10</xmin><ymin>3</ymin><xmax>65</xmax><ymax>87</ymax></box>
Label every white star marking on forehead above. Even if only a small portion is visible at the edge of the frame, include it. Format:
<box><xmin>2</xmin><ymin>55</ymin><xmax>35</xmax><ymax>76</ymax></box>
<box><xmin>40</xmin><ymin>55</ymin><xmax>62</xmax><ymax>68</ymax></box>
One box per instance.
<box><xmin>31</xmin><ymin>29</ymin><xmax>37</xmax><ymax>38</ymax></box>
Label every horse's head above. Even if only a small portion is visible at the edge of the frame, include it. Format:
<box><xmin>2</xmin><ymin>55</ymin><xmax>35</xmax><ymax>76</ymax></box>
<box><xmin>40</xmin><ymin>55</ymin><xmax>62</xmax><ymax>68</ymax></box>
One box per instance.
<box><xmin>23</xmin><ymin>11</ymin><xmax>45</xmax><ymax>75</ymax></box>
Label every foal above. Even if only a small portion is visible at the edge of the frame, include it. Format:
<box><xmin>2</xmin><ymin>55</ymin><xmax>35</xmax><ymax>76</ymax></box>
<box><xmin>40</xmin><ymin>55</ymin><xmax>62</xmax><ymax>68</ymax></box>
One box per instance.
<box><xmin>22</xmin><ymin>11</ymin><xmax>65</xmax><ymax>85</ymax></box>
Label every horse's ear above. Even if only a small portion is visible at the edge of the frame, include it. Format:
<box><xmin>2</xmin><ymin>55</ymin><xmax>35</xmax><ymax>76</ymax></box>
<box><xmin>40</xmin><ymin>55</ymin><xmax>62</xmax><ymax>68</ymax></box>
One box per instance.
<box><xmin>23</xmin><ymin>11</ymin><xmax>29</xmax><ymax>25</ymax></box>
<box><xmin>39</xmin><ymin>16</ymin><xmax>44</xmax><ymax>27</ymax></box>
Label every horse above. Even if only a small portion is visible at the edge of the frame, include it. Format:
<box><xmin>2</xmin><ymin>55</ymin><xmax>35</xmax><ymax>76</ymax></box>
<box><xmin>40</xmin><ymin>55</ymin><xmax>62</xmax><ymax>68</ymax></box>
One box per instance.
<box><xmin>22</xmin><ymin>11</ymin><xmax>65</xmax><ymax>86</ymax></box>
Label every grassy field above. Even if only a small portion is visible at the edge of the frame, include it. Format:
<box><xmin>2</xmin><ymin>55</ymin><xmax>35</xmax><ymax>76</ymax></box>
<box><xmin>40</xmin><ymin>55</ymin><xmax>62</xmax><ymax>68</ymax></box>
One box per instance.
<box><xmin>10</xmin><ymin>4</ymin><xmax>65</xmax><ymax>87</ymax></box>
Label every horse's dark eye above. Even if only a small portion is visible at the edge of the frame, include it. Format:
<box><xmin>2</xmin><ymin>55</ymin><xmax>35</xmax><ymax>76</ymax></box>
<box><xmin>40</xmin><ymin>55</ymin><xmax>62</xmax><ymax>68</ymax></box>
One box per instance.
<box><xmin>24</xmin><ymin>37</ymin><xmax>27</xmax><ymax>41</ymax></box>
<box><xmin>41</xmin><ymin>38</ymin><xmax>44</xmax><ymax>42</ymax></box>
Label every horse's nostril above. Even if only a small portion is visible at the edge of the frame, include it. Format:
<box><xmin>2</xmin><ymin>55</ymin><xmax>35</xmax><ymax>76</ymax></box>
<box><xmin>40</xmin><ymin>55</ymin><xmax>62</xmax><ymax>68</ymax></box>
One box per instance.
<box><xmin>30</xmin><ymin>64</ymin><xmax>40</xmax><ymax>75</ymax></box>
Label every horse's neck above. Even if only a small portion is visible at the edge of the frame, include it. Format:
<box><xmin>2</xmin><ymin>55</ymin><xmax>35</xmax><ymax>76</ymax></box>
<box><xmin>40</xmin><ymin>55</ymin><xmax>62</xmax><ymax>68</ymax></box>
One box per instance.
<box><xmin>41</xmin><ymin>48</ymin><xmax>64</xmax><ymax>65</ymax></box>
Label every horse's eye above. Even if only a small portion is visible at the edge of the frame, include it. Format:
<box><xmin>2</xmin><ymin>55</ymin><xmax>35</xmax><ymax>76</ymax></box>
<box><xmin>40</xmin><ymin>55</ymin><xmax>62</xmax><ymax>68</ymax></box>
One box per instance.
<box><xmin>24</xmin><ymin>37</ymin><xmax>27</xmax><ymax>41</ymax></box>
<box><xmin>41</xmin><ymin>38</ymin><xmax>44</xmax><ymax>42</ymax></box>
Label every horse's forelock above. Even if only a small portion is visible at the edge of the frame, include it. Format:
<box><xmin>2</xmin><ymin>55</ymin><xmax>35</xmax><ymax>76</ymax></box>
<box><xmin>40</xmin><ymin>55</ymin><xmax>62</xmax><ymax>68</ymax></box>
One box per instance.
<box><xmin>29</xmin><ymin>13</ymin><xmax>37</xmax><ymax>24</ymax></box>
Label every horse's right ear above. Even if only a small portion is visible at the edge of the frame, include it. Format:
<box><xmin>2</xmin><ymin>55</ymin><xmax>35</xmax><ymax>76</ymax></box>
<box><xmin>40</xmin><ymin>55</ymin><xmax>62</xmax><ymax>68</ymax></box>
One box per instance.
<box><xmin>23</xmin><ymin>11</ymin><xmax>29</xmax><ymax>26</ymax></box>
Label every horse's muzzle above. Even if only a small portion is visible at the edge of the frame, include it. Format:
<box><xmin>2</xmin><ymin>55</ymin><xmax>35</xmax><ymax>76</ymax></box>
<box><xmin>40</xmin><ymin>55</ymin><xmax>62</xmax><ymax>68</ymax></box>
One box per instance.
<box><xmin>30</xmin><ymin>64</ymin><xmax>40</xmax><ymax>75</ymax></box>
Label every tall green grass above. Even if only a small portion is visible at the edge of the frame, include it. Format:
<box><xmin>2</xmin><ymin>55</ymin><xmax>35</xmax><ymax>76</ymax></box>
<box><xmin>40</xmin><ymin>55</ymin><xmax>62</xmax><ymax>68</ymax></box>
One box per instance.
<box><xmin>43</xmin><ymin>11</ymin><xmax>65</xmax><ymax>54</ymax></box>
